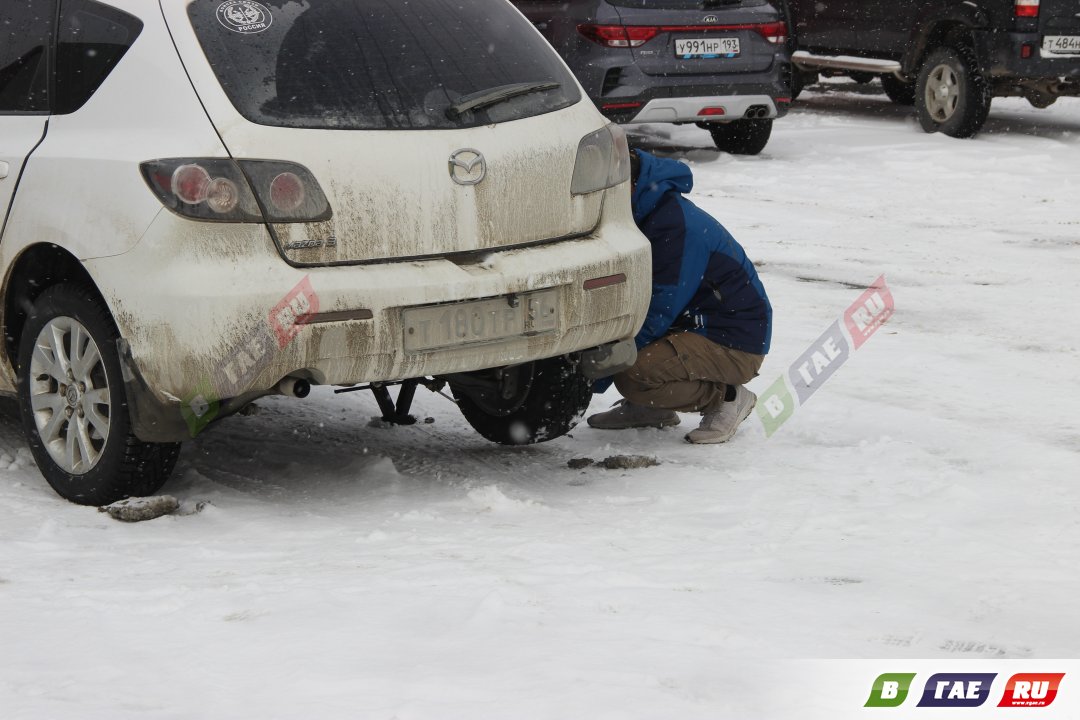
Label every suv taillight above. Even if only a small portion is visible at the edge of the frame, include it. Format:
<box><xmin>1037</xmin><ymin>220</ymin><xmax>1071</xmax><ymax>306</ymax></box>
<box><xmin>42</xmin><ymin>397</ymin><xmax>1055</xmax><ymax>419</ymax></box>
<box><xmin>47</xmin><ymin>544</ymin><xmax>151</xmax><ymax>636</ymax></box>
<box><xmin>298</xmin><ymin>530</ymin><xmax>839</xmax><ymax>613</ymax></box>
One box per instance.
<box><xmin>755</xmin><ymin>21</ymin><xmax>789</xmax><ymax>44</ymax></box>
<box><xmin>578</xmin><ymin>24</ymin><xmax>659</xmax><ymax>48</ymax></box>
<box><xmin>1015</xmin><ymin>0</ymin><xmax>1040</xmax><ymax>17</ymax></box>
<box><xmin>140</xmin><ymin>159</ymin><xmax>332</xmax><ymax>223</ymax></box>
<box><xmin>579</xmin><ymin>22</ymin><xmax>788</xmax><ymax>48</ymax></box>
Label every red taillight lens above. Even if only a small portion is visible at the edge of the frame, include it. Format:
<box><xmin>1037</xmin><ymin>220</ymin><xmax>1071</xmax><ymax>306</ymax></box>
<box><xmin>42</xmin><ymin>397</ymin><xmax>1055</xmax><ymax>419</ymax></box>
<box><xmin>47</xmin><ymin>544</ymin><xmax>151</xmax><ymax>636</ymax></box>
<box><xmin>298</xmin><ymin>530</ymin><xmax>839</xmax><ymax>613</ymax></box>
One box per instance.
<box><xmin>578</xmin><ymin>24</ymin><xmax>659</xmax><ymax>48</ymax></box>
<box><xmin>270</xmin><ymin>172</ymin><xmax>306</xmax><ymax>213</ymax></box>
<box><xmin>754</xmin><ymin>21</ymin><xmax>789</xmax><ymax>44</ymax></box>
<box><xmin>171</xmin><ymin>164</ymin><xmax>211</xmax><ymax>205</ymax></box>
<box><xmin>1015</xmin><ymin>0</ymin><xmax>1040</xmax><ymax>17</ymax></box>
<box><xmin>580</xmin><ymin>22</ymin><xmax>787</xmax><ymax>47</ymax></box>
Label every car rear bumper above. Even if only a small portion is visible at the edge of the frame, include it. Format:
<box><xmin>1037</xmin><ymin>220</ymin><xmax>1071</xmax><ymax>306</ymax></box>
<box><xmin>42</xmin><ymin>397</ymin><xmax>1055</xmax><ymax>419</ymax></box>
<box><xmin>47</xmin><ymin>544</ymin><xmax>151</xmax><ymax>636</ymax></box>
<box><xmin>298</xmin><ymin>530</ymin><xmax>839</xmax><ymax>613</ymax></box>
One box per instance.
<box><xmin>978</xmin><ymin>31</ymin><xmax>1080</xmax><ymax>86</ymax></box>
<box><xmin>596</xmin><ymin>78</ymin><xmax>793</xmax><ymax>123</ymax></box>
<box><xmin>623</xmin><ymin>94</ymin><xmax>782</xmax><ymax>123</ymax></box>
<box><xmin>86</xmin><ymin>188</ymin><xmax>651</xmax><ymax>441</ymax></box>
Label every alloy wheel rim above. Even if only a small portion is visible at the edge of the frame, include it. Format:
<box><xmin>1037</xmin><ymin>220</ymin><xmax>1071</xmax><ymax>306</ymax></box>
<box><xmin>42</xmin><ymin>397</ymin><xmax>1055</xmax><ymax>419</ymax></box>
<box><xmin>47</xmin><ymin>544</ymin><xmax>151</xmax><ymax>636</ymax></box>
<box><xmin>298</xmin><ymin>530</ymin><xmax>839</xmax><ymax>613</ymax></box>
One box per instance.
<box><xmin>29</xmin><ymin>317</ymin><xmax>111</xmax><ymax>474</ymax></box>
<box><xmin>926</xmin><ymin>64</ymin><xmax>960</xmax><ymax>122</ymax></box>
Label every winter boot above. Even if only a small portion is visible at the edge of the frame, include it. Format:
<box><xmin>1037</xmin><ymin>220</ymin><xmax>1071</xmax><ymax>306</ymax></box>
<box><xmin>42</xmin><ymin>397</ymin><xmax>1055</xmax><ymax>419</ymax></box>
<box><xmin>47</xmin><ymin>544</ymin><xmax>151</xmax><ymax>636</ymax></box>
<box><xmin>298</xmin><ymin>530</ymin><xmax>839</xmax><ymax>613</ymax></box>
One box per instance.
<box><xmin>587</xmin><ymin>400</ymin><xmax>681</xmax><ymax>430</ymax></box>
<box><xmin>685</xmin><ymin>385</ymin><xmax>756</xmax><ymax>444</ymax></box>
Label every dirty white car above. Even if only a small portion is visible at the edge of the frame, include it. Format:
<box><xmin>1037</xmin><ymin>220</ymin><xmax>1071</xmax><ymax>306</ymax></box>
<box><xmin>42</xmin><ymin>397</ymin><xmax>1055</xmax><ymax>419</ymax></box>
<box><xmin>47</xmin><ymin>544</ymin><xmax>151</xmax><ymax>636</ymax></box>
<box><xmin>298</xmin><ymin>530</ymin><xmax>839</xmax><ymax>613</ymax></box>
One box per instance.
<box><xmin>0</xmin><ymin>0</ymin><xmax>651</xmax><ymax>505</ymax></box>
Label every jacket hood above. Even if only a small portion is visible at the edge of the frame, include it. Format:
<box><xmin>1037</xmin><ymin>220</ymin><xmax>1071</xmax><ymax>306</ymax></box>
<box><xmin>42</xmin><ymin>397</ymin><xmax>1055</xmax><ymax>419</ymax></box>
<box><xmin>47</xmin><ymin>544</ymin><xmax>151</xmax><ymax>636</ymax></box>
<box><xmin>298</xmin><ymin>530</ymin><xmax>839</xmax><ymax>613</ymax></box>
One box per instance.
<box><xmin>631</xmin><ymin>151</ymin><xmax>694</xmax><ymax>223</ymax></box>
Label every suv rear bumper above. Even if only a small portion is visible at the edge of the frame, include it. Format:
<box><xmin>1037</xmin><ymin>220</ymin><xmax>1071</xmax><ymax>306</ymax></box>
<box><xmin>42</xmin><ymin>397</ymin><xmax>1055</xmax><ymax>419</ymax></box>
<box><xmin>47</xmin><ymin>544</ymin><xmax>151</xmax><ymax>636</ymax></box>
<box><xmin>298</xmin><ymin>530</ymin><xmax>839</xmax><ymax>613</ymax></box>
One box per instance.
<box><xmin>86</xmin><ymin>189</ymin><xmax>651</xmax><ymax>441</ymax></box>
<box><xmin>625</xmin><ymin>94</ymin><xmax>781</xmax><ymax>124</ymax></box>
<box><xmin>978</xmin><ymin>31</ymin><xmax>1080</xmax><ymax>87</ymax></box>
<box><xmin>596</xmin><ymin>80</ymin><xmax>792</xmax><ymax>123</ymax></box>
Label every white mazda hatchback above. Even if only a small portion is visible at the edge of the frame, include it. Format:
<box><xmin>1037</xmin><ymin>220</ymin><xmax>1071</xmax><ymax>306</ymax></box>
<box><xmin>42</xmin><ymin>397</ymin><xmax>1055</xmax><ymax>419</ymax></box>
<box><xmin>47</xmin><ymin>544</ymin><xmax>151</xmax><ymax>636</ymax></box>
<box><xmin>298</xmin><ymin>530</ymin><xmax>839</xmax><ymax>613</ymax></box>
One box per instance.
<box><xmin>0</xmin><ymin>0</ymin><xmax>650</xmax><ymax>505</ymax></box>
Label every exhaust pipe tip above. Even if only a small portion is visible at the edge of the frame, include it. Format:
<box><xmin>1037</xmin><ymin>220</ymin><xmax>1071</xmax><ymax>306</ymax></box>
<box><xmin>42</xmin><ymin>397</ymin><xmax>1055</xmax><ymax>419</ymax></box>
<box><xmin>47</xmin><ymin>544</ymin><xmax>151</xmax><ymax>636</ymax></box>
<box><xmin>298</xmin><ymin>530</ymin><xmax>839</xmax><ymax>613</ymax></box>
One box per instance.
<box><xmin>278</xmin><ymin>376</ymin><xmax>311</xmax><ymax>398</ymax></box>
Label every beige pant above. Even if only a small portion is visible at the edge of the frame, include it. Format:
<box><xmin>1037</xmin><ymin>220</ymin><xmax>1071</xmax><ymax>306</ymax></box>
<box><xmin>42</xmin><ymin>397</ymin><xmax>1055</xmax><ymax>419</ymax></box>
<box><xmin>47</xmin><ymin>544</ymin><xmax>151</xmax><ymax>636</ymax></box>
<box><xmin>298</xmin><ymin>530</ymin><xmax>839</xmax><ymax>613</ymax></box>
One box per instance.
<box><xmin>614</xmin><ymin>332</ymin><xmax>764</xmax><ymax>414</ymax></box>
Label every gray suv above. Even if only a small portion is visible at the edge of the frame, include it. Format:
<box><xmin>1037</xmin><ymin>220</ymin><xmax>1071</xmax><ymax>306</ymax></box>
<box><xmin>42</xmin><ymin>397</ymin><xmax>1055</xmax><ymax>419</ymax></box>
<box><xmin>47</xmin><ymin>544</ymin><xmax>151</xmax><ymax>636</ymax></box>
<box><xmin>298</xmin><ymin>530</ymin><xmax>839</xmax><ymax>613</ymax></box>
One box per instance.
<box><xmin>514</xmin><ymin>0</ymin><xmax>793</xmax><ymax>154</ymax></box>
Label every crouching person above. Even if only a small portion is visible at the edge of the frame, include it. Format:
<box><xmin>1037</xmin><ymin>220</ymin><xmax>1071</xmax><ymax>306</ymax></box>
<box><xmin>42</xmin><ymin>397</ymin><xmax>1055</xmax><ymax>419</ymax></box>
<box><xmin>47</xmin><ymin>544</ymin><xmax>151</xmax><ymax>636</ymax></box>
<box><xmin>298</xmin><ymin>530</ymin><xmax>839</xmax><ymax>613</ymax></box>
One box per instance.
<box><xmin>588</xmin><ymin>150</ymin><xmax>772</xmax><ymax>444</ymax></box>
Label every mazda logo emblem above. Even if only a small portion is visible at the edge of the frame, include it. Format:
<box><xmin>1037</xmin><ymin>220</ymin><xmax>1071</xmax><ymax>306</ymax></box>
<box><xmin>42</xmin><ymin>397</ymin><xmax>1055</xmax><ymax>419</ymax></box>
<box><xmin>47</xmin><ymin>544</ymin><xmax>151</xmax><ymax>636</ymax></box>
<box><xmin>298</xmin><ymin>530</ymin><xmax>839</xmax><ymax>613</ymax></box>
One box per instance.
<box><xmin>448</xmin><ymin>148</ymin><xmax>486</xmax><ymax>186</ymax></box>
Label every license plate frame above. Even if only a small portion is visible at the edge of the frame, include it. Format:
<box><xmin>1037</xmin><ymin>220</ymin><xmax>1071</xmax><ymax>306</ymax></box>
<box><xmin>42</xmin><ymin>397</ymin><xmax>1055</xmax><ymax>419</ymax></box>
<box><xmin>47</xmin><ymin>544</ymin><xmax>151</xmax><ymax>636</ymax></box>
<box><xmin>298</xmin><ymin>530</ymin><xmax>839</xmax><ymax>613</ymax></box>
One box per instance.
<box><xmin>1043</xmin><ymin>35</ymin><xmax>1080</xmax><ymax>56</ymax></box>
<box><xmin>402</xmin><ymin>290</ymin><xmax>559</xmax><ymax>353</ymax></box>
<box><xmin>674</xmin><ymin>37</ymin><xmax>740</xmax><ymax>59</ymax></box>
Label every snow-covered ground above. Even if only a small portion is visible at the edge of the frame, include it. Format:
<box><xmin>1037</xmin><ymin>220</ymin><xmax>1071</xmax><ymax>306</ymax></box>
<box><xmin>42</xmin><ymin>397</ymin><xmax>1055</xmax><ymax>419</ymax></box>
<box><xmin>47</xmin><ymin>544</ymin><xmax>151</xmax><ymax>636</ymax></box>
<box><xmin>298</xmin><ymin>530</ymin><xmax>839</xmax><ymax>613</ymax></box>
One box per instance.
<box><xmin>3</xmin><ymin>83</ymin><xmax>1079</xmax><ymax>719</ymax></box>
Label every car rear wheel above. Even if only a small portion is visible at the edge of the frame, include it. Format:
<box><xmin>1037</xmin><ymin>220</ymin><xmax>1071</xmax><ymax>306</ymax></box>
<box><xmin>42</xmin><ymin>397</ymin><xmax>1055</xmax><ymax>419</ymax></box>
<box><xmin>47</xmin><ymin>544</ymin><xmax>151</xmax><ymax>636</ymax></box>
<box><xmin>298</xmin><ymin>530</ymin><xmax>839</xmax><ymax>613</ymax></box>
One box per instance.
<box><xmin>849</xmin><ymin>71</ymin><xmax>876</xmax><ymax>84</ymax></box>
<box><xmin>881</xmin><ymin>74</ymin><xmax>916</xmax><ymax>105</ymax></box>
<box><xmin>915</xmin><ymin>46</ymin><xmax>991</xmax><ymax>138</ymax></box>
<box><xmin>451</xmin><ymin>357</ymin><xmax>591</xmax><ymax>445</ymax></box>
<box><xmin>18</xmin><ymin>284</ymin><xmax>181</xmax><ymax>506</ymax></box>
<box><xmin>708</xmin><ymin>119</ymin><xmax>772</xmax><ymax>156</ymax></box>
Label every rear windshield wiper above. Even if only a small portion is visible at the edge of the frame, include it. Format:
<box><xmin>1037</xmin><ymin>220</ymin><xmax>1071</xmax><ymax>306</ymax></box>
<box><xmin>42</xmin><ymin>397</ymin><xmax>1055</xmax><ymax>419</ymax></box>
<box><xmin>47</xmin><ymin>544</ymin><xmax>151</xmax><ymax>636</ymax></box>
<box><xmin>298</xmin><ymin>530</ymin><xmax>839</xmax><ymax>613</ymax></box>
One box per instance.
<box><xmin>445</xmin><ymin>81</ymin><xmax>561</xmax><ymax>120</ymax></box>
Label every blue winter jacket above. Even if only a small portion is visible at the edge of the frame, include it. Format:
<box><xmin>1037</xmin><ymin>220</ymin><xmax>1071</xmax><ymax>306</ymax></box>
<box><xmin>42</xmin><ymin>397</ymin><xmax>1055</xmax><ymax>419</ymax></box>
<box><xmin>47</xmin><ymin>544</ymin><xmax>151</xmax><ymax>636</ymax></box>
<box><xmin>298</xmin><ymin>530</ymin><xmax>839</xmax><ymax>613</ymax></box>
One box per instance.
<box><xmin>631</xmin><ymin>151</ymin><xmax>772</xmax><ymax>355</ymax></box>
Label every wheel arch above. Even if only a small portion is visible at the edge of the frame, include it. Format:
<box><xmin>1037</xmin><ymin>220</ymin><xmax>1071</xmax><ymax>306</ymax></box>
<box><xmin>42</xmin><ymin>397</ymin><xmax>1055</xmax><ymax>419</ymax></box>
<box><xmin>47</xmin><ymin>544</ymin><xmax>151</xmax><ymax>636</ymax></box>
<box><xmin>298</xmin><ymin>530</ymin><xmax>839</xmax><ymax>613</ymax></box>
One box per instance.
<box><xmin>2</xmin><ymin>244</ymin><xmax>110</xmax><ymax>373</ymax></box>
<box><xmin>904</xmin><ymin>7</ymin><xmax>991</xmax><ymax>76</ymax></box>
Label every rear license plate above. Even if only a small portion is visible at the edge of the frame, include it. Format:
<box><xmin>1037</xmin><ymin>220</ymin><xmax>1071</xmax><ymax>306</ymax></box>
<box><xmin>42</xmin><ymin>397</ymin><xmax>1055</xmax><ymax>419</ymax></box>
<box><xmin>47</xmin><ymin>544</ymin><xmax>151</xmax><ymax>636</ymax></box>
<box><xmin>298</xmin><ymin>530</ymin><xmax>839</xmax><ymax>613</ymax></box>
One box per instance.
<box><xmin>675</xmin><ymin>37</ymin><xmax>740</xmax><ymax>58</ymax></box>
<box><xmin>402</xmin><ymin>290</ymin><xmax>559</xmax><ymax>352</ymax></box>
<box><xmin>1043</xmin><ymin>35</ymin><xmax>1080</xmax><ymax>55</ymax></box>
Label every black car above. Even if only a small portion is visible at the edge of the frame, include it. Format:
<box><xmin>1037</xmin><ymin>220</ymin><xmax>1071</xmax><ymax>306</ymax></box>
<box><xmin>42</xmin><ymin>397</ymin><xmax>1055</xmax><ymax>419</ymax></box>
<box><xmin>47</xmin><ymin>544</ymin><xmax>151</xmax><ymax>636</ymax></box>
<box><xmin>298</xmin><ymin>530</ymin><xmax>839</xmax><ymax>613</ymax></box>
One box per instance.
<box><xmin>513</xmin><ymin>0</ymin><xmax>794</xmax><ymax>155</ymax></box>
<box><xmin>787</xmin><ymin>0</ymin><xmax>1080</xmax><ymax>137</ymax></box>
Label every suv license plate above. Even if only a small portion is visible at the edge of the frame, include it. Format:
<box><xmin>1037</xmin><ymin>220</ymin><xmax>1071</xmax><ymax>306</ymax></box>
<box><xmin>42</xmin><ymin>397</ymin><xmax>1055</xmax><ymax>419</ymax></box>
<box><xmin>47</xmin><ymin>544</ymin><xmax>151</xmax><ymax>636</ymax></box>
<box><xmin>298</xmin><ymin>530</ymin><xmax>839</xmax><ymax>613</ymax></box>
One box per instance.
<box><xmin>1043</xmin><ymin>36</ymin><xmax>1080</xmax><ymax>55</ymax></box>
<box><xmin>675</xmin><ymin>37</ymin><xmax>740</xmax><ymax>58</ymax></box>
<box><xmin>402</xmin><ymin>290</ymin><xmax>559</xmax><ymax>352</ymax></box>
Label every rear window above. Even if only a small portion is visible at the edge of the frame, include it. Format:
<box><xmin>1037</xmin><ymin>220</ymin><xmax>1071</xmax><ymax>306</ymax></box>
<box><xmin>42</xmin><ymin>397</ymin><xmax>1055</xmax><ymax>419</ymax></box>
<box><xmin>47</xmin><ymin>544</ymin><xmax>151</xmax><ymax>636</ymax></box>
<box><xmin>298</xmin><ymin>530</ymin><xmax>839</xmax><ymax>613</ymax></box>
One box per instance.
<box><xmin>186</xmin><ymin>0</ymin><xmax>582</xmax><ymax>130</ymax></box>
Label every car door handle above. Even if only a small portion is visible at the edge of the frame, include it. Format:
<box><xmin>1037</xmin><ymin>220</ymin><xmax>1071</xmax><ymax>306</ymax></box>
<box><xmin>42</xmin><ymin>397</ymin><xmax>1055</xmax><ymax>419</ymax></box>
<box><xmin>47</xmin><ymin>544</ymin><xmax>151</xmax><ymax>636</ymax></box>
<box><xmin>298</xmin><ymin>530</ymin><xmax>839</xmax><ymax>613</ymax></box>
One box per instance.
<box><xmin>0</xmin><ymin>161</ymin><xmax>9</xmax><ymax>179</ymax></box>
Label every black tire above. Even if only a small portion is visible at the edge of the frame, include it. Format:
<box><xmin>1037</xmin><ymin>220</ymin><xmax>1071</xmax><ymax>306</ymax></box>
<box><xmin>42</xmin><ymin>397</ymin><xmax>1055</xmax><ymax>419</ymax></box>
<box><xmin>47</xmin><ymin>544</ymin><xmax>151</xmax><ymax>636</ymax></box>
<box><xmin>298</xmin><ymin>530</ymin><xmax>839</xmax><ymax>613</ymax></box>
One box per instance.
<box><xmin>915</xmin><ymin>46</ymin><xmax>991</xmax><ymax>138</ymax></box>
<box><xmin>709</xmin><ymin>119</ymin><xmax>773</xmax><ymax>156</ymax></box>
<box><xmin>791</xmin><ymin>71</ymin><xmax>804</xmax><ymax>100</ymax></box>
<box><xmin>452</xmin><ymin>357</ymin><xmax>591</xmax><ymax>446</ymax></box>
<box><xmin>849</xmin><ymin>71</ymin><xmax>876</xmax><ymax>84</ymax></box>
<box><xmin>17</xmin><ymin>284</ymin><xmax>181</xmax><ymax>506</ymax></box>
<box><xmin>881</xmin><ymin>73</ymin><xmax>916</xmax><ymax>105</ymax></box>
<box><xmin>791</xmin><ymin>70</ymin><xmax>817</xmax><ymax>100</ymax></box>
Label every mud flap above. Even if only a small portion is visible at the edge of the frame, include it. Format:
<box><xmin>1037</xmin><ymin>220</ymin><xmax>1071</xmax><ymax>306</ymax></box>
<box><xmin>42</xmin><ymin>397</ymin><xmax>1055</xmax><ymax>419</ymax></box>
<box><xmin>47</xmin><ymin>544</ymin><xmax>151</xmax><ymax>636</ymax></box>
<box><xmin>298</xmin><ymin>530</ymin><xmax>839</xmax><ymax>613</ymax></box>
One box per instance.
<box><xmin>116</xmin><ymin>339</ymin><xmax>194</xmax><ymax>442</ymax></box>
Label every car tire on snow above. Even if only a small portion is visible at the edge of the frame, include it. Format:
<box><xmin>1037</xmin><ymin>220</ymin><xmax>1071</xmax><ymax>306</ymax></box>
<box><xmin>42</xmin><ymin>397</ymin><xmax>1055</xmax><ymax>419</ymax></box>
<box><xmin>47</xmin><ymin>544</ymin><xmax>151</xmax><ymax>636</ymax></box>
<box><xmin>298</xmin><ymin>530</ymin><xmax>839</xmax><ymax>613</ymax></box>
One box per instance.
<box><xmin>709</xmin><ymin>119</ymin><xmax>772</xmax><ymax>155</ymax></box>
<box><xmin>452</xmin><ymin>356</ymin><xmax>592</xmax><ymax>446</ymax></box>
<box><xmin>17</xmin><ymin>284</ymin><xmax>181</xmax><ymax>506</ymax></box>
<box><xmin>915</xmin><ymin>46</ymin><xmax>991</xmax><ymax>138</ymax></box>
<box><xmin>881</xmin><ymin>73</ymin><xmax>916</xmax><ymax>105</ymax></box>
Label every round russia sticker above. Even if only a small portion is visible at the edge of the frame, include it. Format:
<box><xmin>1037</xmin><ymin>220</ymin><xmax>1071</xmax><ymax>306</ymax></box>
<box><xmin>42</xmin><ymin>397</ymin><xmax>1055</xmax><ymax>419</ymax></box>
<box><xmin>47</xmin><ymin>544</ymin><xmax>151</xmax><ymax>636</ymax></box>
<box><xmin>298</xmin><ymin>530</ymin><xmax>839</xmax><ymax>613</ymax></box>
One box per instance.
<box><xmin>216</xmin><ymin>0</ymin><xmax>273</xmax><ymax>34</ymax></box>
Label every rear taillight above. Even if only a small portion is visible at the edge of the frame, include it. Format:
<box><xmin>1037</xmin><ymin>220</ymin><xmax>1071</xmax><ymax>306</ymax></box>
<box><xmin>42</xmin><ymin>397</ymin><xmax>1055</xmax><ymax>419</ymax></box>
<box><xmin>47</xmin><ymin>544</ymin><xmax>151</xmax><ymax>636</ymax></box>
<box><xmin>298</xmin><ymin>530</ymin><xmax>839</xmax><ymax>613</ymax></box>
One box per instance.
<box><xmin>578</xmin><ymin>24</ymin><xmax>659</xmax><ymax>48</ymax></box>
<box><xmin>570</xmin><ymin>124</ymin><xmax>631</xmax><ymax>195</ymax></box>
<box><xmin>1015</xmin><ymin>0</ymin><xmax>1040</xmax><ymax>17</ymax></box>
<box><xmin>140</xmin><ymin>159</ymin><xmax>332</xmax><ymax>223</ymax></box>
<box><xmin>754</xmin><ymin>21</ymin><xmax>789</xmax><ymax>44</ymax></box>
<box><xmin>580</xmin><ymin>22</ymin><xmax>789</xmax><ymax>47</ymax></box>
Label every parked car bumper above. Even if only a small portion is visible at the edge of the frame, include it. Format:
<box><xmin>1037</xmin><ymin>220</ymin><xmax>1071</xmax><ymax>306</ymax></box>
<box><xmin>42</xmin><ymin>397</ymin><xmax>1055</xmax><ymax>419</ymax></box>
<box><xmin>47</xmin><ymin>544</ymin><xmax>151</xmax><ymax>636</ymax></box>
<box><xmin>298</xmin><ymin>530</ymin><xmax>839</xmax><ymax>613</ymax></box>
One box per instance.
<box><xmin>978</xmin><ymin>31</ymin><xmax>1080</xmax><ymax>87</ymax></box>
<box><xmin>86</xmin><ymin>189</ymin><xmax>651</xmax><ymax>441</ymax></box>
<box><xmin>592</xmin><ymin>76</ymin><xmax>792</xmax><ymax>123</ymax></box>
